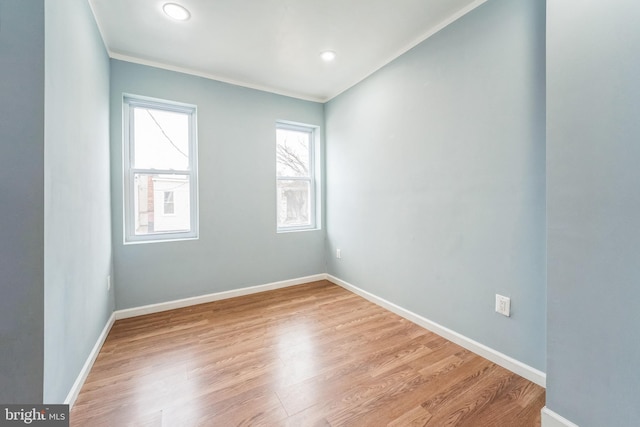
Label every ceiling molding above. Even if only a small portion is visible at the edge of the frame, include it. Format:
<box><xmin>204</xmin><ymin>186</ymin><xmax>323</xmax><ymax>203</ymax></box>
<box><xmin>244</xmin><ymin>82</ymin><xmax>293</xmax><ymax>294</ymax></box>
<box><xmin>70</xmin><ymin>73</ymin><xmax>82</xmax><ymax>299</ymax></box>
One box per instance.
<box><xmin>324</xmin><ymin>0</ymin><xmax>489</xmax><ymax>101</ymax></box>
<box><xmin>87</xmin><ymin>0</ymin><xmax>110</xmax><ymax>57</ymax></box>
<box><xmin>90</xmin><ymin>0</ymin><xmax>488</xmax><ymax>104</ymax></box>
<box><xmin>108</xmin><ymin>52</ymin><xmax>327</xmax><ymax>103</ymax></box>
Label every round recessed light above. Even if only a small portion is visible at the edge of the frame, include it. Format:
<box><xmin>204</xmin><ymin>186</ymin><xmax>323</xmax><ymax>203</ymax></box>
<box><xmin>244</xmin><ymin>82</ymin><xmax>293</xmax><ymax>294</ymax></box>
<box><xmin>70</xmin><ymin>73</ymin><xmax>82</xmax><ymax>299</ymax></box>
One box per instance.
<box><xmin>163</xmin><ymin>3</ymin><xmax>191</xmax><ymax>21</ymax></box>
<box><xmin>320</xmin><ymin>50</ymin><xmax>336</xmax><ymax>62</ymax></box>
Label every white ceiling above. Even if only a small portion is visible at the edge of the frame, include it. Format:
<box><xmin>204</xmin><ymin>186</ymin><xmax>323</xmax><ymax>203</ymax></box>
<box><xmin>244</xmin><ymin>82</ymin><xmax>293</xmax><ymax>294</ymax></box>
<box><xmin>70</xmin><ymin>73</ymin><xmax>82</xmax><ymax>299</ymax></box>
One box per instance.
<box><xmin>89</xmin><ymin>0</ymin><xmax>486</xmax><ymax>102</ymax></box>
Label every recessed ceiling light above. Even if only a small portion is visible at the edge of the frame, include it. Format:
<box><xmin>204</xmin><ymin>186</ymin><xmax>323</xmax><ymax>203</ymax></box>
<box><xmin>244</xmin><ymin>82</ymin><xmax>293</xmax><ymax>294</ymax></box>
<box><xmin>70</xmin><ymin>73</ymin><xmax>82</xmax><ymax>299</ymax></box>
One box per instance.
<box><xmin>163</xmin><ymin>3</ymin><xmax>191</xmax><ymax>21</ymax></box>
<box><xmin>320</xmin><ymin>50</ymin><xmax>336</xmax><ymax>62</ymax></box>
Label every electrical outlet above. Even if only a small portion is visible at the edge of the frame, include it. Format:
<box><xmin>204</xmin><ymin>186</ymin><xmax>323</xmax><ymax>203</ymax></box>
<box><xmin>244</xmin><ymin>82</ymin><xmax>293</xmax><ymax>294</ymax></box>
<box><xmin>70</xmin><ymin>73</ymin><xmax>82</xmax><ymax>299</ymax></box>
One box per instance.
<box><xmin>107</xmin><ymin>275</ymin><xmax>111</xmax><ymax>291</ymax></box>
<box><xmin>336</xmin><ymin>248</ymin><xmax>341</xmax><ymax>259</ymax></box>
<box><xmin>495</xmin><ymin>294</ymin><xmax>510</xmax><ymax>317</ymax></box>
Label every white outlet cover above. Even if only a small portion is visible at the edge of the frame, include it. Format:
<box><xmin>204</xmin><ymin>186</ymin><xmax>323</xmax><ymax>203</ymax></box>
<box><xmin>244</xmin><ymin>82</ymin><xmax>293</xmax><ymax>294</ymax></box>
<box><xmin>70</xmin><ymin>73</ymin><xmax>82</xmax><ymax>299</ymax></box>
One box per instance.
<box><xmin>495</xmin><ymin>294</ymin><xmax>511</xmax><ymax>317</ymax></box>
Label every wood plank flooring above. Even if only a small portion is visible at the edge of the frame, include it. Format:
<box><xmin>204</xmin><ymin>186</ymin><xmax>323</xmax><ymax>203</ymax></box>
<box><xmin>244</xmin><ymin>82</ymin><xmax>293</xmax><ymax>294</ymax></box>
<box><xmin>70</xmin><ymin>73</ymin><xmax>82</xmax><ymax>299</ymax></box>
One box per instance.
<box><xmin>70</xmin><ymin>280</ymin><xmax>544</xmax><ymax>426</ymax></box>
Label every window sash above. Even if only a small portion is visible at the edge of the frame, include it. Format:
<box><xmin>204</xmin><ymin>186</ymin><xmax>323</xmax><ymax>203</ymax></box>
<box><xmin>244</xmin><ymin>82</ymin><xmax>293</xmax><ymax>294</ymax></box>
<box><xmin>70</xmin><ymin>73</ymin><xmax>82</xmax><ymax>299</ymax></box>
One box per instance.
<box><xmin>276</xmin><ymin>122</ymin><xmax>317</xmax><ymax>232</ymax></box>
<box><xmin>123</xmin><ymin>95</ymin><xmax>198</xmax><ymax>243</ymax></box>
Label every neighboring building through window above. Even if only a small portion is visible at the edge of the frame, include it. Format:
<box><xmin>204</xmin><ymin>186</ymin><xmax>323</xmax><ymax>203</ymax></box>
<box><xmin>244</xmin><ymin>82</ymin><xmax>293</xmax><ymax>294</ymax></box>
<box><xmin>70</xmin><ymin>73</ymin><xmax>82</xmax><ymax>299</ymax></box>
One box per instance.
<box><xmin>123</xmin><ymin>95</ymin><xmax>198</xmax><ymax>243</ymax></box>
<box><xmin>276</xmin><ymin>122</ymin><xmax>319</xmax><ymax>231</ymax></box>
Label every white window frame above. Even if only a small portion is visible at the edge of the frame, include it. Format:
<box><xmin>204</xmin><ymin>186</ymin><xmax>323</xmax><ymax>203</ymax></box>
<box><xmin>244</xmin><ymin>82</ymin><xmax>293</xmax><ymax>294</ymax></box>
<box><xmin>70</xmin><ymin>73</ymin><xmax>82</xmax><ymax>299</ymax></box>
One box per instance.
<box><xmin>276</xmin><ymin>121</ymin><xmax>321</xmax><ymax>232</ymax></box>
<box><xmin>123</xmin><ymin>95</ymin><xmax>198</xmax><ymax>243</ymax></box>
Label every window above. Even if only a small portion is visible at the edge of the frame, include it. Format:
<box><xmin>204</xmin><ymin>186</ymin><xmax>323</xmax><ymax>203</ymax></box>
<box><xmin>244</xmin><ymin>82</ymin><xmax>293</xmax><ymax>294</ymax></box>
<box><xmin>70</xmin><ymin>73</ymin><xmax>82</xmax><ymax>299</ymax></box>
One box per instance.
<box><xmin>123</xmin><ymin>95</ymin><xmax>198</xmax><ymax>243</ymax></box>
<box><xmin>276</xmin><ymin>122</ymin><xmax>319</xmax><ymax>231</ymax></box>
<box><xmin>163</xmin><ymin>191</ymin><xmax>175</xmax><ymax>215</ymax></box>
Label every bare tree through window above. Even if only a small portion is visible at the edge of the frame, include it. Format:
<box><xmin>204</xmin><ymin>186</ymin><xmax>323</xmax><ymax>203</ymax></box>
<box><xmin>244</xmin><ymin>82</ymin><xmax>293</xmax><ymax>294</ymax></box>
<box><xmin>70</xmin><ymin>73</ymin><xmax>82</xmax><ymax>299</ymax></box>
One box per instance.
<box><xmin>276</xmin><ymin>124</ymin><xmax>315</xmax><ymax>230</ymax></box>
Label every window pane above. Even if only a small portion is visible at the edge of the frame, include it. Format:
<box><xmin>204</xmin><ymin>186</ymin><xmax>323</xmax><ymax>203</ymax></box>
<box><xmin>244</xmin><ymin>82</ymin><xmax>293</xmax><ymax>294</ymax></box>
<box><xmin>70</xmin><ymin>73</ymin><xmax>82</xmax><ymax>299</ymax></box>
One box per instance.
<box><xmin>133</xmin><ymin>107</ymin><xmax>190</xmax><ymax>170</ymax></box>
<box><xmin>276</xmin><ymin>128</ymin><xmax>310</xmax><ymax>177</ymax></box>
<box><xmin>133</xmin><ymin>173</ymin><xmax>190</xmax><ymax>235</ymax></box>
<box><xmin>277</xmin><ymin>180</ymin><xmax>311</xmax><ymax>228</ymax></box>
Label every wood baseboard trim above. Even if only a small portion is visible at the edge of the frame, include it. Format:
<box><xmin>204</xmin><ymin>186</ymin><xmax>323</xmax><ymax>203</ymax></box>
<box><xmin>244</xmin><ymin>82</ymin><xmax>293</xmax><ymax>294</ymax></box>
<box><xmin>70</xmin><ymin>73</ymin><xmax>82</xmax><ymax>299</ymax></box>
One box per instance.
<box><xmin>114</xmin><ymin>274</ymin><xmax>327</xmax><ymax>319</ymax></box>
<box><xmin>326</xmin><ymin>274</ymin><xmax>546</xmax><ymax>388</ymax></box>
<box><xmin>541</xmin><ymin>407</ymin><xmax>579</xmax><ymax>427</ymax></box>
<box><xmin>64</xmin><ymin>312</ymin><xmax>115</xmax><ymax>408</ymax></box>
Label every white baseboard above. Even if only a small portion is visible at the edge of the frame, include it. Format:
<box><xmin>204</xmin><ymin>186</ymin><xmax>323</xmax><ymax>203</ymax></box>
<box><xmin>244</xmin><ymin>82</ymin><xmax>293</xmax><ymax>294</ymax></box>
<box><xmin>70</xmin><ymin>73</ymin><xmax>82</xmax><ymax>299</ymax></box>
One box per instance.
<box><xmin>65</xmin><ymin>274</ymin><xmax>325</xmax><ymax>407</ymax></box>
<box><xmin>64</xmin><ymin>312</ymin><xmax>115</xmax><ymax>408</ymax></box>
<box><xmin>114</xmin><ymin>274</ymin><xmax>327</xmax><ymax>319</ymax></box>
<box><xmin>541</xmin><ymin>407</ymin><xmax>579</xmax><ymax>427</ymax></box>
<box><xmin>326</xmin><ymin>274</ymin><xmax>546</xmax><ymax>388</ymax></box>
<box><xmin>66</xmin><ymin>273</ymin><xmax>546</xmax><ymax>410</ymax></box>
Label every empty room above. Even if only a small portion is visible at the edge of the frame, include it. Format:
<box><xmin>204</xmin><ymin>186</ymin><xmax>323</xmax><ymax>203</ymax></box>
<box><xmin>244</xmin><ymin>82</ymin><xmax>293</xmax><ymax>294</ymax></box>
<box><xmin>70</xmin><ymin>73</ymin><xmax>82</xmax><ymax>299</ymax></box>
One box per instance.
<box><xmin>1</xmin><ymin>0</ymin><xmax>639</xmax><ymax>426</ymax></box>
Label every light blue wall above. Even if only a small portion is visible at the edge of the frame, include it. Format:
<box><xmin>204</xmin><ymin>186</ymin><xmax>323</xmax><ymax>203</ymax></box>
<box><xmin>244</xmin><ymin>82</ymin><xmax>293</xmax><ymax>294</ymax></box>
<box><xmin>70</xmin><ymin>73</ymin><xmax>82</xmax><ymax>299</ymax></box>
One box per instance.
<box><xmin>325</xmin><ymin>0</ymin><xmax>546</xmax><ymax>370</ymax></box>
<box><xmin>0</xmin><ymin>0</ymin><xmax>45</xmax><ymax>403</ymax></box>
<box><xmin>110</xmin><ymin>60</ymin><xmax>325</xmax><ymax>309</ymax></box>
<box><xmin>43</xmin><ymin>0</ymin><xmax>113</xmax><ymax>403</ymax></box>
<box><xmin>546</xmin><ymin>1</ymin><xmax>640</xmax><ymax>425</ymax></box>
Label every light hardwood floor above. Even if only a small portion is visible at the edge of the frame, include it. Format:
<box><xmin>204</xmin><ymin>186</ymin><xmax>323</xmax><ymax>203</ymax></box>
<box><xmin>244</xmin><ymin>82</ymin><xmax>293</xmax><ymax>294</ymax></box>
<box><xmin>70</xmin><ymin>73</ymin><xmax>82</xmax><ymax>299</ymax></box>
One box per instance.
<box><xmin>70</xmin><ymin>280</ymin><xmax>544</xmax><ymax>426</ymax></box>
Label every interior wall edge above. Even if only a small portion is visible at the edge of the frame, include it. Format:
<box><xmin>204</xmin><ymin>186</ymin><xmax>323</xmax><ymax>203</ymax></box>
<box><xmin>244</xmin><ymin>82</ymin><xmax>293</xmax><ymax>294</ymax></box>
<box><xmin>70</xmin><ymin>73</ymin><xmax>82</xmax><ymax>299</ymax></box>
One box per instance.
<box><xmin>62</xmin><ymin>313</ymin><xmax>116</xmax><ymax>408</ymax></box>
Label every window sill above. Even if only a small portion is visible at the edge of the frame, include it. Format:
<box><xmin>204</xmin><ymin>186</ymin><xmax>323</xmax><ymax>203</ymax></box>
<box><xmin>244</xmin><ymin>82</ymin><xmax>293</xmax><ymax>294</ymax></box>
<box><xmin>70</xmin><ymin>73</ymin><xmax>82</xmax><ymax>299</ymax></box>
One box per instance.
<box><xmin>276</xmin><ymin>227</ymin><xmax>322</xmax><ymax>234</ymax></box>
<box><xmin>124</xmin><ymin>236</ymin><xmax>199</xmax><ymax>245</ymax></box>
